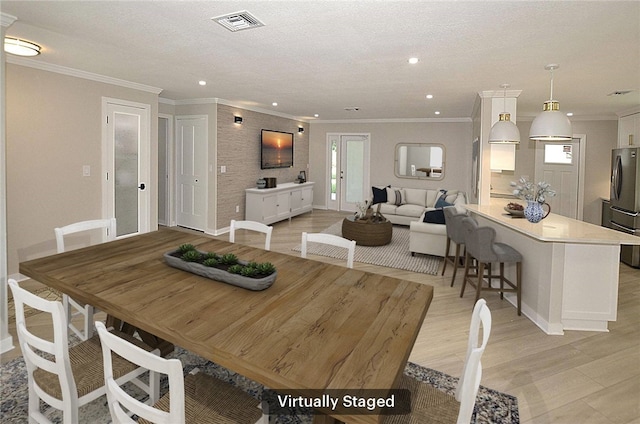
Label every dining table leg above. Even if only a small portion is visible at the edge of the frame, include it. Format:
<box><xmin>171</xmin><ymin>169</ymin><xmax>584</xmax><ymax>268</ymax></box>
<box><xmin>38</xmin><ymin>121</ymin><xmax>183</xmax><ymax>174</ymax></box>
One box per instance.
<box><xmin>106</xmin><ymin>315</ymin><xmax>175</xmax><ymax>357</ymax></box>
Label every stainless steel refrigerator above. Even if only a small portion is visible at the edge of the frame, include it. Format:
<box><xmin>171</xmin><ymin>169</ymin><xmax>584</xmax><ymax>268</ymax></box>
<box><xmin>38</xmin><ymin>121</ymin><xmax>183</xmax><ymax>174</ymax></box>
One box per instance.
<box><xmin>610</xmin><ymin>147</ymin><xmax>640</xmax><ymax>267</ymax></box>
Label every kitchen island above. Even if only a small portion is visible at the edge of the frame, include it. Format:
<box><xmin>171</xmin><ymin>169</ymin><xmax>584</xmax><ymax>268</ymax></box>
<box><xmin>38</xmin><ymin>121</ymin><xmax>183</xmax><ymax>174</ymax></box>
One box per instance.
<box><xmin>465</xmin><ymin>202</ymin><xmax>640</xmax><ymax>335</ymax></box>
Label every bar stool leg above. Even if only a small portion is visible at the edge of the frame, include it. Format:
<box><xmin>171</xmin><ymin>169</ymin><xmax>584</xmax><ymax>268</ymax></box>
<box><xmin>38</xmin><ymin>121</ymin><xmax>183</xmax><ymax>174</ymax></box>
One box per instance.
<box><xmin>460</xmin><ymin>252</ymin><xmax>471</xmax><ymax>297</ymax></box>
<box><xmin>475</xmin><ymin>262</ymin><xmax>485</xmax><ymax>304</ymax></box>
<box><xmin>499</xmin><ymin>262</ymin><xmax>505</xmax><ymax>299</ymax></box>
<box><xmin>441</xmin><ymin>236</ymin><xmax>451</xmax><ymax>276</ymax></box>
<box><xmin>450</xmin><ymin>243</ymin><xmax>461</xmax><ymax>287</ymax></box>
<box><xmin>517</xmin><ymin>261</ymin><xmax>522</xmax><ymax>316</ymax></box>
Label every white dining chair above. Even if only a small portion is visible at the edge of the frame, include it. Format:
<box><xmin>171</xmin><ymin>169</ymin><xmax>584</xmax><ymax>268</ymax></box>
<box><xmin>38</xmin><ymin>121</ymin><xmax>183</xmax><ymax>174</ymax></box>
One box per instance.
<box><xmin>383</xmin><ymin>298</ymin><xmax>492</xmax><ymax>424</ymax></box>
<box><xmin>8</xmin><ymin>279</ymin><xmax>159</xmax><ymax>424</ymax></box>
<box><xmin>54</xmin><ymin>218</ymin><xmax>116</xmax><ymax>340</ymax></box>
<box><xmin>95</xmin><ymin>321</ymin><xmax>267</xmax><ymax>424</ymax></box>
<box><xmin>301</xmin><ymin>232</ymin><xmax>356</xmax><ymax>269</ymax></box>
<box><xmin>229</xmin><ymin>219</ymin><xmax>273</xmax><ymax>250</ymax></box>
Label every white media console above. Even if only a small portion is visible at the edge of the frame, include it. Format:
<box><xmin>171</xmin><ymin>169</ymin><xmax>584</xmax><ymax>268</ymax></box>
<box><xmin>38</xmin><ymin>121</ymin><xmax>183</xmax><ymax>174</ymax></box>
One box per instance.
<box><xmin>245</xmin><ymin>182</ymin><xmax>314</xmax><ymax>225</ymax></box>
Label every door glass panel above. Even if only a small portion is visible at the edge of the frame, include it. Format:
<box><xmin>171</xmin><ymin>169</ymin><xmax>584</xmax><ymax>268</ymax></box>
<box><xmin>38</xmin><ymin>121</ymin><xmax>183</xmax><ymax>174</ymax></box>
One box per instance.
<box><xmin>544</xmin><ymin>144</ymin><xmax>573</xmax><ymax>164</ymax></box>
<box><xmin>114</xmin><ymin>112</ymin><xmax>139</xmax><ymax>236</ymax></box>
<box><xmin>330</xmin><ymin>139</ymin><xmax>338</xmax><ymax>201</ymax></box>
<box><xmin>345</xmin><ymin>139</ymin><xmax>365</xmax><ymax>203</ymax></box>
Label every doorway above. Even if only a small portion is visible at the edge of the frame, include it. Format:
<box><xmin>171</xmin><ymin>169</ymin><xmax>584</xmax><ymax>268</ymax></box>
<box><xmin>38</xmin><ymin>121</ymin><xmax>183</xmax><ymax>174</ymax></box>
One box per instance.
<box><xmin>175</xmin><ymin>115</ymin><xmax>208</xmax><ymax>231</ymax></box>
<box><xmin>102</xmin><ymin>98</ymin><xmax>151</xmax><ymax>237</ymax></box>
<box><xmin>535</xmin><ymin>135</ymin><xmax>585</xmax><ymax>220</ymax></box>
<box><xmin>327</xmin><ymin>133</ymin><xmax>370</xmax><ymax>212</ymax></box>
<box><xmin>158</xmin><ymin>114</ymin><xmax>173</xmax><ymax>226</ymax></box>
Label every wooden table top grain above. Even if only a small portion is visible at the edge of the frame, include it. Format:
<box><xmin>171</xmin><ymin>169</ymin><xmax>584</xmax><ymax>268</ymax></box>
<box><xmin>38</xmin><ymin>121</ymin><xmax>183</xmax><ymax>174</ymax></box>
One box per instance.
<box><xmin>20</xmin><ymin>228</ymin><xmax>433</xmax><ymax>424</ymax></box>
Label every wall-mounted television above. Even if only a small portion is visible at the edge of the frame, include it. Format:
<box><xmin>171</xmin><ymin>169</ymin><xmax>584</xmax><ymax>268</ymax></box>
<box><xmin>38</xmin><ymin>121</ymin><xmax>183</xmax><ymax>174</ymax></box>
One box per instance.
<box><xmin>261</xmin><ymin>129</ymin><xmax>294</xmax><ymax>169</ymax></box>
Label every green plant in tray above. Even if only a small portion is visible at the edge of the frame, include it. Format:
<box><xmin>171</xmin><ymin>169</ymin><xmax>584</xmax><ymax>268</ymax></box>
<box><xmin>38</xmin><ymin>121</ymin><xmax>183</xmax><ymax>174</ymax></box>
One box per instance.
<box><xmin>202</xmin><ymin>257</ymin><xmax>219</xmax><ymax>267</ymax></box>
<box><xmin>177</xmin><ymin>243</ymin><xmax>196</xmax><ymax>254</ymax></box>
<box><xmin>256</xmin><ymin>262</ymin><xmax>276</xmax><ymax>276</ymax></box>
<box><xmin>227</xmin><ymin>264</ymin><xmax>243</xmax><ymax>274</ymax></box>
<box><xmin>181</xmin><ymin>250</ymin><xmax>202</xmax><ymax>262</ymax></box>
<box><xmin>219</xmin><ymin>253</ymin><xmax>238</xmax><ymax>265</ymax></box>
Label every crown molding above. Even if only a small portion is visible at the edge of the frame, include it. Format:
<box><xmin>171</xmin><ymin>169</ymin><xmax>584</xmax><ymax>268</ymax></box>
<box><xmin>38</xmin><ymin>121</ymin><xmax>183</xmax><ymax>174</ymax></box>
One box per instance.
<box><xmin>617</xmin><ymin>105</ymin><xmax>640</xmax><ymax>117</ymax></box>
<box><xmin>6</xmin><ymin>56</ymin><xmax>163</xmax><ymax>94</ymax></box>
<box><xmin>1</xmin><ymin>13</ymin><xmax>18</xmax><ymax>28</ymax></box>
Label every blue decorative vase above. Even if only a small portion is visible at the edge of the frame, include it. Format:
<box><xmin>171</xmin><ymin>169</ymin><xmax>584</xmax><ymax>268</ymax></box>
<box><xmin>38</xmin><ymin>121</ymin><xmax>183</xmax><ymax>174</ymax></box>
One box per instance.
<box><xmin>524</xmin><ymin>201</ymin><xmax>550</xmax><ymax>223</ymax></box>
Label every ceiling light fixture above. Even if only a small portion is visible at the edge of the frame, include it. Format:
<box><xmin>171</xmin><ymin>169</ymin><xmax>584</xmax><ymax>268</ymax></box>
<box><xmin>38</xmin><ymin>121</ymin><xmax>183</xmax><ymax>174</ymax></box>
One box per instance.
<box><xmin>408</xmin><ymin>57</ymin><xmax>419</xmax><ymax>64</ymax></box>
<box><xmin>489</xmin><ymin>83</ymin><xmax>520</xmax><ymax>144</ymax></box>
<box><xmin>199</xmin><ymin>80</ymin><xmax>207</xmax><ymax>86</ymax></box>
<box><xmin>426</xmin><ymin>94</ymin><xmax>433</xmax><ymax>99</ymax></box>
<box><xmin>272</xmin><ymin>102</ymin><xmax>278</xmax><ymax>106</ymax></box>
<box><xmin>434</xmin><ymin>111</ymin><xmax>440</xmax><ymax>115</ymax></box>
<box><xmin>4</xmin><ymin>37</ymin><xmax>41</xmax><ymax>56</ymax></box>
<box><xmin>529</xmin><ymin>64</ymin><xmax>572</xmax><ymax>141</ymax></box>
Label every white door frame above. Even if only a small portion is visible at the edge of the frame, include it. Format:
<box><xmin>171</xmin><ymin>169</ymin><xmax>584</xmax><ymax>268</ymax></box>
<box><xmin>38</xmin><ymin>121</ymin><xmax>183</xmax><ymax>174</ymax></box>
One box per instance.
<box><xmin>101</xmin><ymin>97</ymin><xmax>151</xmax><ymax>237</ymax></box>
<box><xmin>534</xmin><ymin>134</ymin><xmax>586</xmax><ymax>221</ymax></box>
<box><xmin>326</xmin><ymin>133</ymin><xmax>371</xmax><ymax>212</ymax></box>
<box><xmin>158</xmin><ymin>113</ymin><xmax>174</xmax><ymax>227</ymax></box>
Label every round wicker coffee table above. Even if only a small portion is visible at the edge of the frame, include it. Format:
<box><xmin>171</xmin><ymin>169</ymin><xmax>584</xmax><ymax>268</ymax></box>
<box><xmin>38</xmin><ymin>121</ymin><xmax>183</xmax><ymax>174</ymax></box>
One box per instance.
<box><xmin>342</xmin><ymin>216</ymin><xmax>392</xmax><ymax>246</ymax></box>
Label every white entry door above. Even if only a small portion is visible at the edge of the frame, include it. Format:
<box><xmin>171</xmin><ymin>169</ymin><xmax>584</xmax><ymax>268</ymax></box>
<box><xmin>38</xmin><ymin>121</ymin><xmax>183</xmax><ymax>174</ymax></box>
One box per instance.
<box><xmin>327</xmin><ymin>134</ymin><xmax>370</xmax><ymax>212</ymax></box>
<box><xmin>176</xmin><ymin>116</ymin><xmax>208</xmax><ymax>231</ymax></box>
<box><xmin>102</xmin><ymin>99</ymin><xmax>151</xmax><ymax>237</ymax></box>
<box><xmin>535</xmin><ymin>137</ymin><xmax>582</xmax><ymax>219</ymax></box>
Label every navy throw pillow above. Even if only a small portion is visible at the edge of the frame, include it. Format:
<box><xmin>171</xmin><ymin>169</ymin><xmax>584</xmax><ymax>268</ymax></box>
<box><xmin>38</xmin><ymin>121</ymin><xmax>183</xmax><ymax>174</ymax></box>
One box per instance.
<box><xmin>423</xmin><ymin>209</ymin><xmax>446</xmax><ymax>224</ymax></box>
<box><xmin>372</xmin><ymin>186</ymin><xmax>389</xmax><ymax>204</ymax></box>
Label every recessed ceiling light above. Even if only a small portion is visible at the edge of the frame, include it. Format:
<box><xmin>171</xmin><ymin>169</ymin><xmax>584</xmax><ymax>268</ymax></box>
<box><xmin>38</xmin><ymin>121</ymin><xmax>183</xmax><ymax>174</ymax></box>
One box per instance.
<box><xmin>426</xmin><ymin>94</ymin><xmax>433</xmax><ymax>99</ymax></box>
<box><xmin>198</xmin><ymin>80</ymin><xmax>206</xmax><ymax>86</ymax></box>
<box><xmin>4</xmin><ymin>37</ymin><xmax>41</xmax><ymax>56</ymax></box>
<box><xmin>434</xmin><ymin>111</ymin><xmax>441</xmax><ymax>115</ymax></box>
<box><xmin>566</xmin><ymin>112</ymin><xmax>573</xmax><ymax>117</ymax></box>
<box><xmin>408</xmin><ymin>57</ymin><xmax>419</xmax><ymax>64</ymax></box>
<box><xmin>272</xmin><ymin>102</ymin><xmax>278</xmax><ymax>106</ymax></box>
<box><xmin>314</xmin><ymin>114</ymin><xmax>319</xmax><ymax>118</ymax></box>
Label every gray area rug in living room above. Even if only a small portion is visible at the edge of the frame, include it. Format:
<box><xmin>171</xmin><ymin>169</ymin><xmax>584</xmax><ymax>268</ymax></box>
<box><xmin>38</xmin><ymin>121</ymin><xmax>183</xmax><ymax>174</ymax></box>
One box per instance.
<box><xmin>0</xmin><ymin>346</ymin><xmax>519</xmax><ymax>423</ymax></box>
<box><xmin>292</xmin><ymin>220</ymin><xmax>442</xmax><ymax>275</ymax></box>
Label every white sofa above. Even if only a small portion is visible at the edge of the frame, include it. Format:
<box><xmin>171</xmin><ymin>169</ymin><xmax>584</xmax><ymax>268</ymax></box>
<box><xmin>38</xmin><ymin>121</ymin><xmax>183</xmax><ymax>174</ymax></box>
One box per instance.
<box><xmin>371</xmin><ymin>186</ymin><xmax>467</xmax><ymax>257</ymax></box>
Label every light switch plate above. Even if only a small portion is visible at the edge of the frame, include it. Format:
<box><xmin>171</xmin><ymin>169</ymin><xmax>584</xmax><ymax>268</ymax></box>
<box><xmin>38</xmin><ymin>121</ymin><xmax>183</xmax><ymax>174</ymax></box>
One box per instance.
<box><xmin>82</xmin><ymin>165</ymin><xmax>91</xmax><ymax>177</ymax></box>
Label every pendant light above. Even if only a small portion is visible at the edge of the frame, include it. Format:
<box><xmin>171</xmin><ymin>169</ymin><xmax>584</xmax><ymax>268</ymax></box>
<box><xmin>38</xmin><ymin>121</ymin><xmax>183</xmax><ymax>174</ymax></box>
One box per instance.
<box><xmin>529</xmin><ymin>64</ymin><xmax>572</xmax><ymax>141</ymax></box>
<box><xmin>488</xmin><ymin>83</ymin><xmax>520</xmax><ymax>144</ymax></box>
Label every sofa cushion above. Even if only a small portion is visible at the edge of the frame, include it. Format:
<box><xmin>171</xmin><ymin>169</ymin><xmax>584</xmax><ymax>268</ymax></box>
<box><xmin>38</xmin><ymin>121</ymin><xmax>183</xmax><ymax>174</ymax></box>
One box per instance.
<box><xmin>372</xmin><ymin>186</ymin><xmax>389</xmax><ymax>204</ymax></box>
<box><xmin>423</xmin><ymin>209</ymin><xmax>446</xmax><ymax>224</ymax></box>
<box><xmin>386</xmin><ymin>187</ymin><xmax>405</xmax><ymax>206</ymax></box>
<box><xmin>395</xmin><ymin>204</ymin><xmax>425</xmax><ymax>218</ymax></box>
<box><xmin>403</xmin><ymin>188</ymin><xmax>427</xmax><ymax>207</ymax></box>
<box><xmin>379</xmin><ymin>203</ymin><xmax>398</xmax><ymax>215</ymax></box>
<box><xmin>425</xmin><ymin>190</ymin><xmax>440</xmax><ymax>208</ymax></box>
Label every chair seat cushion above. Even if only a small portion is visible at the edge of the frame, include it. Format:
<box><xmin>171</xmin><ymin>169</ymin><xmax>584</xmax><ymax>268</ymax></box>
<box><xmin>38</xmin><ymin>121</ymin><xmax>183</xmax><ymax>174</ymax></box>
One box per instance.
<box><xmin>139</xmin><ymin>372</ymin><xmax>262</xmax><ymax>424</ymax></box>
<box><xmin>494</xmin><ymin>242</ymin><xmax>523</xmax><ymax>262</ymax></box>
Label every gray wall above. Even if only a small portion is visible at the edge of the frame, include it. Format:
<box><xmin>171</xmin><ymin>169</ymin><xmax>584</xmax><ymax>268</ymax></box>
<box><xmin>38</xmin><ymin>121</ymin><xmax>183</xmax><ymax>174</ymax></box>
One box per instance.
<box><xmin>308</xmin><ymin>121</ymin><xmax>473</xmax><ymax>208</ymax></box>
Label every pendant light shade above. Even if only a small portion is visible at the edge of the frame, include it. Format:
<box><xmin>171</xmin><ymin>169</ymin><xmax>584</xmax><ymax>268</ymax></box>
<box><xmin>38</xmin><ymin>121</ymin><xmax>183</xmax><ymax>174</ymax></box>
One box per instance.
<box><xmin>489</xmin><ymin>84</ymin><xmax>520</xmax><ymax>144</ymax></box>
<box><xmin>529</xmin><ymin>64</ymin><xmax>572</xmax><ymax>141</ymax></box>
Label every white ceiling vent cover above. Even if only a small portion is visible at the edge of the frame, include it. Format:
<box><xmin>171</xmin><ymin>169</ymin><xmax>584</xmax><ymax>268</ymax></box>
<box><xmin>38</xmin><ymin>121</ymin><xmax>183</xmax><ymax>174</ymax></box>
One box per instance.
<box><xmin>212</xmin><ymin>11</ymin><xmax>265</xmax><ymax>32</ymax></box>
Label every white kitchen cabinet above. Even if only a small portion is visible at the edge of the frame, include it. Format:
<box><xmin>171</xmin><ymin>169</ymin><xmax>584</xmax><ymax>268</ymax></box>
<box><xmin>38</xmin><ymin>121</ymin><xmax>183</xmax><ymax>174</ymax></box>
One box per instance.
<box><xmin>245</xmin><ymin>182</ymin><xmax>314</xmax><ymax>225</ymax></box>
<box><xmin>618</xmin><ymin>112</ymin><xmax>640</xmax><ymax>147</ymax></box>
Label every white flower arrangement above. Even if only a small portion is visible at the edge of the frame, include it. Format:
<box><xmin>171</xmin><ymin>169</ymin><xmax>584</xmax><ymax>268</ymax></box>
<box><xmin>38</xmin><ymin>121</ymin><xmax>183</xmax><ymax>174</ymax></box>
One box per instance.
<box><xmin>355</xmin><ymin>200</ymin><xmax>371</xmax><ymax>219</ymax></box>
<box><xmin>510</xmin><ymin>177</ymin><xmax>556</xmax><ymax>203</ymax></box>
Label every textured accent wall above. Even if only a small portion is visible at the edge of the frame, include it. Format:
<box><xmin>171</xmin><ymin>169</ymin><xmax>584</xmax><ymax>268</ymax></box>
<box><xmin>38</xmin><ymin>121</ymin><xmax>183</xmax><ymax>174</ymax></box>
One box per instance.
<box><xmin>216</xmin><ymin>104</ymin><xmax>309</xmax><ymax>229</ymax></box>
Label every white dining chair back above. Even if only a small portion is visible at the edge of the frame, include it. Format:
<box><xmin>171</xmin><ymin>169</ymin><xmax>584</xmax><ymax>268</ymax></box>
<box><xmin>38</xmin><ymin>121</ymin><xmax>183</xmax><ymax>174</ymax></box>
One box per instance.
<box><xmin>455</xmin><ymin>298</ymin><xmax>492</xmax><ymax>423</ymax></box>
<box><xmin>230</xmin><ymin>219</ymin><xmax>273</xmax><ymax>251</ymax></box>
<box><xmin>8</xmin><ymin>279</ymin><xmax>158</xmax><ymax>424</ymax></box>
<box><xmin>383</xmin><ymin>298</ymin><xmax>491</xmax><ymax>424</ymax></box>
<box><xmin>96</xmin><ymin>321</ymin><xmax>267</xmax><ymax>424</ymax></box>
<box><xmin>54</xmin><ymin>218</ymin><xmax>116</xmax><ymax>340</ymax></box>
<box><xmin>301</xmin><ymin>232</ymin><xmax>356</xmax><ymax>269</ymax></box>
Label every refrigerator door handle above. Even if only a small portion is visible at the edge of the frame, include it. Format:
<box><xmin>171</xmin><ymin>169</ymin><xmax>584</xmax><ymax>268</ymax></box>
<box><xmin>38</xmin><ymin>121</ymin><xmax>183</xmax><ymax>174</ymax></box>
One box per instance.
<box><xmin>611</xmin><ymin>206</ymin><xmax>639</xmax><ymax>217</ymax></box>
<box><xmin>611</xmin><ymin>221</ymin><xmax>639</xmax><ymax>235</ymax></box>
<box><xmin>611</xmin><ymin>154</ymin><xmax>622</xmax><ymax>201</ymax></box>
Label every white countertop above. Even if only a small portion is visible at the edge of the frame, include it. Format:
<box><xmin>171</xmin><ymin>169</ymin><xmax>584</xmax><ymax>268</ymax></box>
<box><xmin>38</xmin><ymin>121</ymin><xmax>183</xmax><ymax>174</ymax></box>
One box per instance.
<box><xmin>465</xmin><ymin>202</ymin><xmax>640</xmax><ymax>246</ymax></box>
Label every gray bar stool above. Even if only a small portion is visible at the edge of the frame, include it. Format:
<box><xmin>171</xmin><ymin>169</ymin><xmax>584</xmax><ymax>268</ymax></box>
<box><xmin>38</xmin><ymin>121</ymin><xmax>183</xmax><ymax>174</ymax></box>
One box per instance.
<box><xmin>460</xmin><ymin>217</ymin><xmax>523</xmax><ymax>315</ymax></box>
<box><xmin>441</xmin><ymin>206</ymin><xmax>471</xmax><ymax>287</ymax></box>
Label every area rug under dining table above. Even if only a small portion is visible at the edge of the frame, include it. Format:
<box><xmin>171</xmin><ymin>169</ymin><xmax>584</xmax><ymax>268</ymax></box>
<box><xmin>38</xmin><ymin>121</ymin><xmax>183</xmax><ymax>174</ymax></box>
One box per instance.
<box><xmin>1</xmin><ymin>345</ymin><xmax>519</xmax><ymax>423</ymax></box>
<box><xmin>292</xmin><ymin>220</ymin><xmax>442</xmax><ymax>275</ymax></box>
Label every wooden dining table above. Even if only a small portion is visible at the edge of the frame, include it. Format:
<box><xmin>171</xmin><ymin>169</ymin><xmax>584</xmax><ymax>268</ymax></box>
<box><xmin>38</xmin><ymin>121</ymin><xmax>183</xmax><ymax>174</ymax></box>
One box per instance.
<box><xmin>19</xmin><ymin>228</ymin><xmax>433</xmax><ymax>424</ymax></box>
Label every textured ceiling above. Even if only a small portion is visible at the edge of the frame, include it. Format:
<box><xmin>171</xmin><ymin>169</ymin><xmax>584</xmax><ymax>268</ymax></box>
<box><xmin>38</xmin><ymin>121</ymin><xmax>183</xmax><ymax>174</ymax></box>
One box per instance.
<box><xmin>3</xmin><ymin>1</ymin><xmax>639</xmax><ymax>121</ymax></box>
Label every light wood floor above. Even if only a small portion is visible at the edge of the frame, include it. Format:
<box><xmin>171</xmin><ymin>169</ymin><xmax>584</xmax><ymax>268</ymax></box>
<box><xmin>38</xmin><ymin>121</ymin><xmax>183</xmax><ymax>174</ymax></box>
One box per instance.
<box><xmin>4</xmin><ymin>210</ymin><xmax>639</xmax><ymax>423</ymax></box>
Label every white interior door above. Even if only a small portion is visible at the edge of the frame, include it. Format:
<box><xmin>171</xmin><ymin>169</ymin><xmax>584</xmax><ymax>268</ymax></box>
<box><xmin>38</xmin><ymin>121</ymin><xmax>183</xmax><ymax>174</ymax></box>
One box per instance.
<box><xmin>327</xmin><ymin>134</ymin><xmax>370</xmax><ymax>212</ymax></box>
<box><xmin>176</xmin><ymin>116</ymin><xmax>207</xmax><ymax>231</ymax></box>
<box><xmin>535</xmin><ymin>138</ymin><xmax>581</xmax><ymax>219</ymax></box>
<box><xmin>102</xmin><ymin>99</ymin><xmax>151</xmax><ymax>238</ymax></box>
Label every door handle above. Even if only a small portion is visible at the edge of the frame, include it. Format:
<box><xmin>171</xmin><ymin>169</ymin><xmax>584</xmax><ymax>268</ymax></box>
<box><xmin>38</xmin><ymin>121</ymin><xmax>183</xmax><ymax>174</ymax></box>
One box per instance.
<box><xmin>138</xmin><ymin>183</ymin><xmax>146</xmax><ymax>190</ymax></box>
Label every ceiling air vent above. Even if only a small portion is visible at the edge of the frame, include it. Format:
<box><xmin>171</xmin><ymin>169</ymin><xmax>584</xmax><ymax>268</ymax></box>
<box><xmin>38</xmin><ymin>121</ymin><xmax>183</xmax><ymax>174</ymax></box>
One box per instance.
<box><xmin>344</xmin><ymin>107</ymin><xmax>360</xmax><ymax>112</ymax></box>
<box><xmin>607</xmin><ymin>90</ymin><xmax>634</xmax><ymax>96</ymax></box>
<box><xmin>212</xmin><ymin>10</ymin><xmax>265</xmax><ymax>32</ymax></box>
